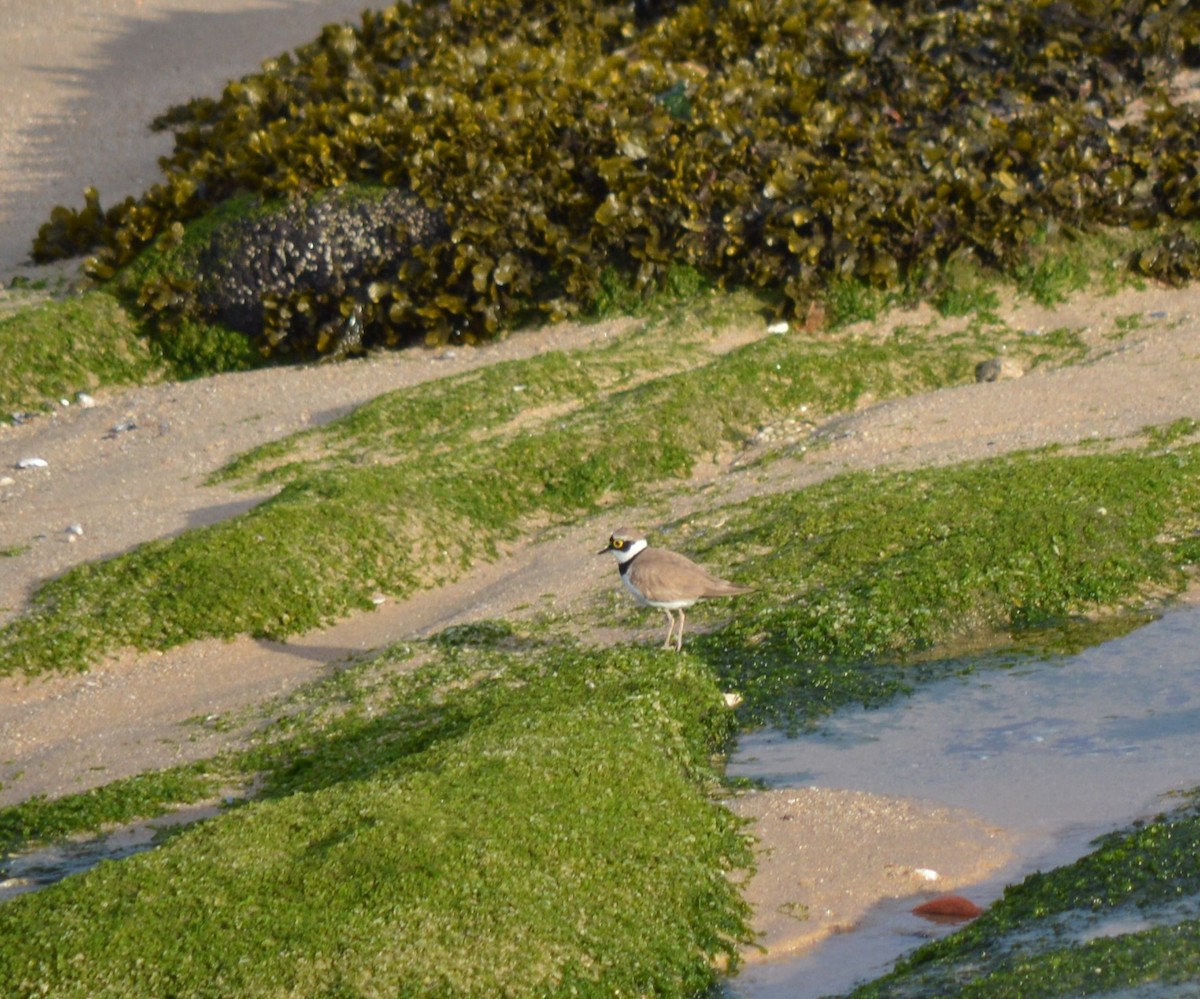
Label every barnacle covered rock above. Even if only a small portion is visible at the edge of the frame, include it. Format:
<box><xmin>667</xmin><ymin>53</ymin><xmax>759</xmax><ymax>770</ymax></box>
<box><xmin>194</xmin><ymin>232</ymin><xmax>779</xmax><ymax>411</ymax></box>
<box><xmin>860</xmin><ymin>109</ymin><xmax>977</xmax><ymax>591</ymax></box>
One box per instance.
<box><xmin>194</xmin><ymin>188</ymin><xmax>446</xmax><ymax>355</ymax></box>
<box><xmin>32</xmin><ymin>0</ymin><xmax>1200</xmax><ymax>357</ymax></box>
<box><xmin>1129</xmin><ymin>229</ymin><xmax>1200</xmax><ymax>286</ymax></box>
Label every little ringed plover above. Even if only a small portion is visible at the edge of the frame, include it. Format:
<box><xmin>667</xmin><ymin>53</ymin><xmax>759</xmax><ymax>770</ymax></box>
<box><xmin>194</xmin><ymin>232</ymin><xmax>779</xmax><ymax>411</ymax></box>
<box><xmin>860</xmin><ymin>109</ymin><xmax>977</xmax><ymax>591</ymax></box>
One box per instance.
<box><xmin>599</xmin><ymin>527</ymin><xmax>752</xmax><ymax>651</ymax></box>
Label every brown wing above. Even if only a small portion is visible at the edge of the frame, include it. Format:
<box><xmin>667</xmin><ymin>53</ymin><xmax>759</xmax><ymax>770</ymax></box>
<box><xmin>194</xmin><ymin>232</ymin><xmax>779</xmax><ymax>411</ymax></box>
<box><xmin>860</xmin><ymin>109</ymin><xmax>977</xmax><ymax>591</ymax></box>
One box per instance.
<box><xmin>633</xmin><ymin>548</ymin><xmax>753</xmax><ymax>601</ymax></box>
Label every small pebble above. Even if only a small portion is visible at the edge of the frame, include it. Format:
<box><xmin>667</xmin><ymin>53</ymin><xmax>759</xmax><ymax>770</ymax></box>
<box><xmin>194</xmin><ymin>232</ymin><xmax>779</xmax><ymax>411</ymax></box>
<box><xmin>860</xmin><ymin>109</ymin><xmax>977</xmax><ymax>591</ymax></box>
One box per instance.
<box><xmin>76</xmin><ymin>393</ymin><xmax>96</xmax><ymax>409</ymax></box>
<box><xmin>16</xmin><ymin>457</ymin><xmax>48</xmax><ymax>469</ymax></box>
<box><xmin>766</xmin><ymin>320</ymin><xmax>789</xmax><ymax>334</ymax></box>
<box><xmin>975</xmin><ymin>356</ymin><xmax>1024</xmax><ymax>382</ymax></box>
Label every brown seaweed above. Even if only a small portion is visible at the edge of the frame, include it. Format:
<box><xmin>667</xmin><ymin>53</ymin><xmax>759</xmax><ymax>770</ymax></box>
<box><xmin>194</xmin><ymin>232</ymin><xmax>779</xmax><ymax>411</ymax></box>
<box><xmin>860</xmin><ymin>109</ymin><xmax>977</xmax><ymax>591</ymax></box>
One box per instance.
<box><xmin>33</xmin><ymin>0</ymin><xmax>1200</xmax><ymax>355</ymax></box>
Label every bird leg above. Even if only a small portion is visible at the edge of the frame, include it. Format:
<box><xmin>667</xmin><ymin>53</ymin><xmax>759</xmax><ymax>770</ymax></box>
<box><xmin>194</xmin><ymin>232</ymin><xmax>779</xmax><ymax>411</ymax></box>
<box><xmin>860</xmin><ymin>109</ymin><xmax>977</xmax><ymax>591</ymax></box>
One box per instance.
<box><xmin>661</xmin><ymin>609</ymin><xmax>686</xmax><ymax>652</ymax></box>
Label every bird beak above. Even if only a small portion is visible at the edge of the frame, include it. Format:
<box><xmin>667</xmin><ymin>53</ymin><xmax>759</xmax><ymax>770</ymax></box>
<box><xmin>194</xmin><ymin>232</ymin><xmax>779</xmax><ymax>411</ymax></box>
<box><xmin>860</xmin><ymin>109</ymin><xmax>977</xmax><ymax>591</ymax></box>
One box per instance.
<box><xmin>596</xmin><ymin>545</ymin><xmax>610</xmax><ymax>555</ymax></box>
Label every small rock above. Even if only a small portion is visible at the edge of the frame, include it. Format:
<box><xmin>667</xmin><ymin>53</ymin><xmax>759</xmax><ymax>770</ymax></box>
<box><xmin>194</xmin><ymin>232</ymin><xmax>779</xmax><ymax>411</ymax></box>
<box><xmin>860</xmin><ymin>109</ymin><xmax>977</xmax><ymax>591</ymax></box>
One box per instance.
<box><xmin>65</xmin><ymin>523</ymin><xmax>84</xmax><ymax>537</ymax></box>
<box><xmin>105</xmin><ymin>421</ymin><xmax>137</xmax><ymax>438</ymax></box>
<box><xmin>16</xmin><ymin>457</ymin><xmax>48</xmax><ymax>470</ymax></box>
<box><xmin>975</xmin><ymin>357</ymin><xmax>1024</xmax><ymax>382</ymax></box>
<box><xmin>912</xmin><ymin>895</ymin><xmax>984</xmax><ymax>923</ymax></box>
<box><xmin>766</xmin><ymin>320</ymin><xmax>789</xmax><ymax>334</ymax></box>
<box><xmin>0</xmin><ymin>475</ymin><xmax>14</xmax><ymax>487</ymax></box>
<box><xmin>76</xmin><ymin>393</ymin><xmax>97</xmax><ymax>409</ymax></box>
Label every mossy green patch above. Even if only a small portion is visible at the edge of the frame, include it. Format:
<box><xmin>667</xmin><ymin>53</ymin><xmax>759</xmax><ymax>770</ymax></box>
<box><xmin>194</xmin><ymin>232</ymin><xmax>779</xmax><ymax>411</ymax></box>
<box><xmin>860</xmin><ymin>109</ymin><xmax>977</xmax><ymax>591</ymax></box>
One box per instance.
<box><xmin>0</xmin><ymin>639</ymin><xmax>751</xmax><ymax>998</ymax></box>
<box><xmin>0</xmin><ymin>293</ymin><xmax>160</xmax><ymax>413</ymax></box>
<box><xmin>1144</xmin><ymin>417</ymin><xmax>1200</xmax><ymax>449</ymax></box>
<box><xmin>689</xmin><ymin>445</ymin><xmax>1200</xmax><ymax>729</ymax></box>
<box><xmin>0</xmin><ymin>769</ymin><xmax>222</xmax><ymax>858</ymax></box>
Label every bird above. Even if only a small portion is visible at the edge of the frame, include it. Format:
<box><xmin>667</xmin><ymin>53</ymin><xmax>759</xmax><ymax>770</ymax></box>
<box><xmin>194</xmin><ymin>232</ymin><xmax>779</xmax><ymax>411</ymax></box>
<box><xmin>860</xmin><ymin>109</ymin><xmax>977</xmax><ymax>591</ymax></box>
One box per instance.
<box><xmin>598</xmin><ymin>527</ymin><xmax>752</xmax><ymax>651</ymax></box>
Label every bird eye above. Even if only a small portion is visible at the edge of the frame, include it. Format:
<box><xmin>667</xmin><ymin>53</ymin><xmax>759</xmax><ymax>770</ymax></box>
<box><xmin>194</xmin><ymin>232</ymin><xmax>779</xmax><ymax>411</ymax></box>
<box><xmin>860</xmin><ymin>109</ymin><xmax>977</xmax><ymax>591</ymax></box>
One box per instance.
<box><xmin>612</xmin><ymin>538</ymin><xmax>624</xmax><ymax>549</ymax></box>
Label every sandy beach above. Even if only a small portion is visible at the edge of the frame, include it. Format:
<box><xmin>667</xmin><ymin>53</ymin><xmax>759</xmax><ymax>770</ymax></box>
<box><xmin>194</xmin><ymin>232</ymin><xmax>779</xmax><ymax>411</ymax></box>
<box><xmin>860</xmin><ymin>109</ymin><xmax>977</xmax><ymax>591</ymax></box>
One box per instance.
<box><xmin>0</xmin><ymin>0</ymin><xmax>370</xmax><ymax>280</ymax></box>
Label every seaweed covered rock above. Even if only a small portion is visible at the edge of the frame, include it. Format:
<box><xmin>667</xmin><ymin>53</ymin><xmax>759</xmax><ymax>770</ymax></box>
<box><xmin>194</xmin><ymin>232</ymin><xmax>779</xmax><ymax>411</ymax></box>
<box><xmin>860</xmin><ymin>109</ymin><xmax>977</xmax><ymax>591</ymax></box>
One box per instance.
<box><xmin>195</xmin><ymin>188</ymin><xmax>446</xmax><ymax>355</ymax></box>
<box><xmin>34</xmin><ymin>0</ymin><xmax>1200</xmax><ymax>356</ymax></box>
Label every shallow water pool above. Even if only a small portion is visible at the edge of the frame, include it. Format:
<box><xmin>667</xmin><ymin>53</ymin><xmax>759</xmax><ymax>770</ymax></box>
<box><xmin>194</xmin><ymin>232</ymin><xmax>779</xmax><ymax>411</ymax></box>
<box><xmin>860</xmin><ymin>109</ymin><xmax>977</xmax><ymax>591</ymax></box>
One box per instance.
<box><xmin>724</xmin><ymin>605</ymin><xmax>1200</xmax><ymax>997</ymax></box>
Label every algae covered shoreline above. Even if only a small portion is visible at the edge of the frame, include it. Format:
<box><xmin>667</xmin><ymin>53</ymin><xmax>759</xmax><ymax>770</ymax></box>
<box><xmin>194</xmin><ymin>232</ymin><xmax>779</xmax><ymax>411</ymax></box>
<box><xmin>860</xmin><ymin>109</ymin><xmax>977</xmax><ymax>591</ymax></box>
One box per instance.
<box><xmin>4</xmin><ymin>0</ymin><xmax>1200</xmax><ymax>994</ymax></box>
<box><xmin>4</xmin><ymin>285</ymin><xmax>1200</xmax><ymax>995</ymax></box>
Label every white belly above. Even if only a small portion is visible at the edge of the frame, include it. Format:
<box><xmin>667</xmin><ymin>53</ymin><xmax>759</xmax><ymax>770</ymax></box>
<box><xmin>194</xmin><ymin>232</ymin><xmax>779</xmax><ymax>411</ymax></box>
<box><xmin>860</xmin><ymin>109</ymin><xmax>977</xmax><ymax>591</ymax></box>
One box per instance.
<box><xmin>621</xmin><ymin>573</ymin><xmax>692</xmax><ymax>610</ymax></box>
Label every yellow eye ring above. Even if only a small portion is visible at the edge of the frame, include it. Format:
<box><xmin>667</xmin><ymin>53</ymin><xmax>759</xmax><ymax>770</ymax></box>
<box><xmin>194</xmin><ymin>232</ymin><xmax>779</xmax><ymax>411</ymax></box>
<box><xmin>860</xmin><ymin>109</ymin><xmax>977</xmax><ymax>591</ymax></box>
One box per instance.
<box><xmin>612</xmin><ymin>538</ymin><xmax>625</xmax><ymax>549</ymax></box>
